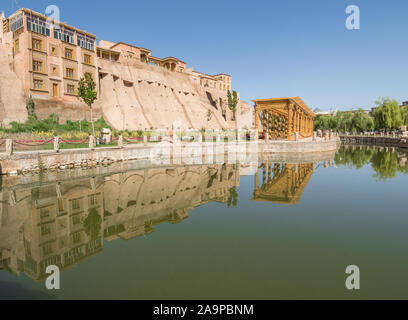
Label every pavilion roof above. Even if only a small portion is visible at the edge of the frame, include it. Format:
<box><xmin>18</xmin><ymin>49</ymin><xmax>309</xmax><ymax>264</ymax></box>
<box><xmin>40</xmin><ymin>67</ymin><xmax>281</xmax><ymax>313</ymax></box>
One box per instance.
<box><xmin>252</xmin><ymin>96</ymin><xmax>315</xmax><ymax>117</ymax></box>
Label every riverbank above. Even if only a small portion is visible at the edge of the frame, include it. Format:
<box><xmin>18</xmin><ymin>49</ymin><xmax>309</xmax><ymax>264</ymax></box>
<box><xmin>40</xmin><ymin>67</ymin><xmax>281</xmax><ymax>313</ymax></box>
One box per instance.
<box><xmin>0</xmin><ymin>137</ymin><xmax>339</xmax><ymax>175</ymax></box>
<box><xmin>340</xmin><ymin>135</ymin><xmax>408</xmax><ymax>148</ymax></box>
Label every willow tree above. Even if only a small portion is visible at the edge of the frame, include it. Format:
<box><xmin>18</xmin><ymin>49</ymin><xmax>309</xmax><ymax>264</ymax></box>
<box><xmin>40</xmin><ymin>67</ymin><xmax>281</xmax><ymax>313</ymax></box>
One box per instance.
<box><xmin>373</xmin><ymin>98</ymin><xmax>403</xmax><ymax>130</ymax></box>
<box><xmin>78</xmin><ymin>72</ymin><xmax>97</xmax><ymax>137</ymax></box>
<box><xmin>352</xmin><ymin>108</ymin><xmax>374</xmax><ymax>132</ymax></box>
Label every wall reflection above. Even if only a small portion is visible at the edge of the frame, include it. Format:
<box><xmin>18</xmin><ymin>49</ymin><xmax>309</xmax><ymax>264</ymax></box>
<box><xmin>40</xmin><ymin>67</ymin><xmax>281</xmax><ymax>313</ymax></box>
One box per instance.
<box><xmin>0</xmin><ymin>164</ymin><xmax>239</xmax><ymax>280</ymax></box>
<box><xmin>0</xmin><ymin>154</ymin><xmax>344</xmax><ymax>280</ymax></box>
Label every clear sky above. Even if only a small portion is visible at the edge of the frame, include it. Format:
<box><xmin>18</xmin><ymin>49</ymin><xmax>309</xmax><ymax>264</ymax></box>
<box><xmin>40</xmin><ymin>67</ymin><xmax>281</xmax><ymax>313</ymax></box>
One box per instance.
<box><xmin>3</xmin><ymin>0</ymin><xmax>408</xmax><ymax>110</ymax></box>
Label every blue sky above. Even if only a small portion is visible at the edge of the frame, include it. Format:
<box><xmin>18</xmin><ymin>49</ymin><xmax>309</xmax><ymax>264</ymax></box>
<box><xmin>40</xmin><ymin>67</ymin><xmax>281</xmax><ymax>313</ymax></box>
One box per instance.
<box><xmin>3</xmin><ymin>0</ymin><xmax>408</xmax><ymax>110</ymax></box>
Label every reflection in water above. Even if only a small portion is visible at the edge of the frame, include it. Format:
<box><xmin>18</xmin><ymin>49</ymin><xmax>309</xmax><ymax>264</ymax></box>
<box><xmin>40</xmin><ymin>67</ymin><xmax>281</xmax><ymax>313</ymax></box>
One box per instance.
<box><xmin>3</xmin><ymin>146</ymin><xmax>404</xmax><ymax>289</ymax></box>
<box><xmin>252</xmin><ymin>162</ymin><xmax>315</xmax><ymax>205</ymax></box>
<box><xmin>0</xmin><ymin>163</ymin><xmax>241</xmax><ymax>280</ymax></box>
<box><xmin>335</xmin><ymin>145</ymin><xmax>408</xmax><ymax>181</ymax></box>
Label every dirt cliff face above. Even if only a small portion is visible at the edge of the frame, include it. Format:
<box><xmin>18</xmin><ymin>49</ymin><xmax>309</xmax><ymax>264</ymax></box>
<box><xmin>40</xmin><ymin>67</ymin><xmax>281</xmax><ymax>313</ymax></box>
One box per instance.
<box><xmin>0</xmin><ymin>40</ymin><xmax>28</xmax><ymax>126</ymax></box>
<box><xmin>97</xmin><ymin>59</ymin><xmax>253</xmax><ymax>130</ymax></box>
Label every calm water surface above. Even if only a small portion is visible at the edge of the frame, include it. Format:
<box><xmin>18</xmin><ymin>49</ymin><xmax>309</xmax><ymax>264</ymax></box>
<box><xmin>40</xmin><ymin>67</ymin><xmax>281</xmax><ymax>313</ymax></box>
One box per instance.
<box><xmin>1</xmin><ymin>146</ymin><xmax>408</xmax><ymax>299</ymax></box>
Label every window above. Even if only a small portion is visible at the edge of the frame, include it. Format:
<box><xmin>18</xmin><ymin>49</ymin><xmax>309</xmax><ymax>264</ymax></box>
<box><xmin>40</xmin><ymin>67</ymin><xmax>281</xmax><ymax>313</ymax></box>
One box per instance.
<box><xmin>33</xmin><ymin>60</ymin><xmax>43</xmax><ymax>72</ymax></box>
<box><xmin>42</xmin><ymin>243</ymin><xmax>53</xmax><ymax>255</ymax></box>
<box><xmin>89</xmin><ymin>194</ymin><xmax>99</xmax><ymax>206</ymax></box>
<box><xmin>33</xmin><ymin>79</ymin><xmax>44</xmax><ymax>89</ymax></box>
<box><xmin>27</xmin><ymin>16</ymin><xmax>50</xmax><ymax>36</ymax></box>
<box><xmin>65</xmin><ymin>47</ymin><xmax>74</xmax><ymax>59</ymax></box>
<box><xmin>10</xmin><ymin>13</ymin><xmax>23</xmax><ymax>32</ymax></box>
<box><xmin>51</xmin><ymin>65</ymin><xmax>58</xmax><ymax>75</ymax></box>
<box><xmin>72</xmin><ymin>231</ymin><xmax>81</xmax><ymax>244</ymax></box>
<box><xmin>83</xmin><ymin>54</ymin><xmax>92</xmax><ymax>64</ymax></box>
<box><xmin>54</xmin><ymin>28</ymin><xmax>75</xmax><ymax>44</ymax></box>
<box><xmin>14</xmin><ymin>39</ymin><xmax>19</xmax><ymax>53</ymax></box>
<box><xmin>71</xmin><ymin>198</ymin><xmax>81</xmax><ymax>210</ymax></box>
<box><xmin>41</xmin><ymin>223</ymin><xmax>51</xmax><ymax>236</ymax></box>
<box><xmin>67</xmin><ymin>84</ymin><xmax>75</xmax><ymax>95</ymax></box>
<box><xmin>32</xmin><ymin>38</ymin><xmax>43</xmax><ymax>51</ymax></box>
<box><xmin>77</xmin><ymin>34</ymin><xmax>95</xmax><ymax>51</ymax></box>
<box><xmin>40</xmin><ymin>207</ymin><xmax>50</xmax><ymax>218</ymax></box>
<box><xmin>51</xmin><ymin>46</ymin><xmax>57</xmax><ymax>56</ymax></box>
<box><xmin>66</xmin><ymin>68</ymin><xmax>74</xmax><ymax>79</ymax></box>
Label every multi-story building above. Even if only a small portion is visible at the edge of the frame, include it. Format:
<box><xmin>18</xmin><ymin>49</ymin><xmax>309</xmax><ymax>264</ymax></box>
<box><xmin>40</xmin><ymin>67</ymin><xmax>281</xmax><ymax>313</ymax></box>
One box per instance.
<box><xmin>3</xmin><ymin>8</ymin><xmax>97</xmax><ymax>102</ymax></box>
<box><xmin>0</xmin><ymin>8</ymin><xmax>253</xmax><ymax>130</ymax></box>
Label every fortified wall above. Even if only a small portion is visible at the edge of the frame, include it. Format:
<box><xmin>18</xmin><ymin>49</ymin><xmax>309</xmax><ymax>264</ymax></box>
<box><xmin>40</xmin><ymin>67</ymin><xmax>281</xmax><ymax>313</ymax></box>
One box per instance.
<box><xmin>0</xmin><ymin>9</ymin><xmax>253</xmax><ymax>130</ymax></box>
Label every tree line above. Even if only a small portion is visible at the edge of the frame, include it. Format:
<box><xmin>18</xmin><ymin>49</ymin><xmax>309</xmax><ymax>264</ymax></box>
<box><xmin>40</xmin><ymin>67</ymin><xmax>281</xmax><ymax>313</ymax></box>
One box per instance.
<box><xmin>314</xmin><ymin>98</ymin><xmax>408</xmax><ymax>132</ymax></box>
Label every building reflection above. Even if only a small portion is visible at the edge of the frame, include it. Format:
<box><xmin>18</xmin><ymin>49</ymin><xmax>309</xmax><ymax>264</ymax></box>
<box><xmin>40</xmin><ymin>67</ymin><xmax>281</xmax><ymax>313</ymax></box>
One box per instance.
<box><xmin>0</xmin><ymin>159</ymin><xmax>323</xmax><ymax>280</ymax></box>
<box><xmin>0</xmin><ymin>163</ymin><xmax>239</xmax><ymax>280</ymax></box>
<box><xmin>252</xmin><ymin>161</ymin><xmax>315</xmax><ymax>204</ymax></box>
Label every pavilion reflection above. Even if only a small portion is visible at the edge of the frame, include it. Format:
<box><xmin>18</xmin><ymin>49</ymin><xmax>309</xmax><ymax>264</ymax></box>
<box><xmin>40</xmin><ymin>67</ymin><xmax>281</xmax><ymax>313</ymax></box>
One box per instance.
<box><xmin>252</xmin><ymin>161</ymin><xmax>315</xmax><ymax>205</ymax></box>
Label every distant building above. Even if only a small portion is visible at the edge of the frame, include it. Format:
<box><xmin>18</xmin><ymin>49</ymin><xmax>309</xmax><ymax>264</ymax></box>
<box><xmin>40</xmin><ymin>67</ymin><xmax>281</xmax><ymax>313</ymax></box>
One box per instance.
<box><xmin>343</xmin><ymin>109</ymin><xmax>371</xmax><ymax>115</ymax></box>
<box><xmin>313</xmin><ymin>107</ymin><xmax>337</xmax><ymax>116</ymax></box>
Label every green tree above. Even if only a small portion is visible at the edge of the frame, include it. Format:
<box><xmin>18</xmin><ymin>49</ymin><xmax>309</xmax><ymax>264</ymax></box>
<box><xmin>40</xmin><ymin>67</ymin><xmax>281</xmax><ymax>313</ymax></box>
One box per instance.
<box><xmin>227</xmin><ymin>90</ymin><xmax>239</xmax><ymax>122</ymax></box>
<box><xmin>373</xmin><ymin>98</ymin><xmax>403</xmax><ymax>130</ymax></box>
<box><xmin>313</xmin><ymin>114</ymin><xmax>332</xmax><ymax>131</ymax></box>
<box><xmin>351</xmin><ymin>108</ymin><xmax>374</xmax><ymax>132</ymax></box>
<box><xmin>78</xmin><ymin>72</ymin><xmax>98</xmax><ymax>137</ymax></box>
<box><xmin>26</xmin><ymin>95</ymin><xmax>37</xmax><ymax>120</ymax></box>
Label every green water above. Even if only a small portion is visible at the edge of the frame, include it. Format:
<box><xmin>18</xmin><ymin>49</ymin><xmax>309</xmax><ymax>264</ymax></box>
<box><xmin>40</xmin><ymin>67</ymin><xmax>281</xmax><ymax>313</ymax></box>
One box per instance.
<box><xmin>1</xmin><ymin>145</ymin><xmax>408</xmax><ymax>299</ymax></box>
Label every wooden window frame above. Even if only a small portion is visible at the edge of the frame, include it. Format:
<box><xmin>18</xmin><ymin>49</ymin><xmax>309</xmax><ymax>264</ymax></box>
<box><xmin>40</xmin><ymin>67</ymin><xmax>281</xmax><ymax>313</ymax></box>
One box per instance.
<box><xmin>32</xmin><ymin>38</ymin><xmax>43</xmax><ymax>51</ymax></box>
<box><xmin>66</xmin><ymin>84</ymin><xmax>76</xmax><ymax>95</ymax></box>
<box><xmin>33</xmin><ymin>78</ymin><xmax>44</xmax><ymax>90</ymax></box>
<box><xmin>33</xmin><ymin>60</ymin><xmax>43</xmax><ymax>73</ymax></box>
<box><xmin>65</xmin><ymin>68</ymin><xmax>75</xmax><ymax>79</ymax></box>
<box><xmin>83</xmin><ymin>54</ymin><xmax>92</xmax><ymax>65</ymax></box>
<box><xmin>64</xmin><ymin>47</ymin><xmax>74</xmax><ymax>60</ymax></box>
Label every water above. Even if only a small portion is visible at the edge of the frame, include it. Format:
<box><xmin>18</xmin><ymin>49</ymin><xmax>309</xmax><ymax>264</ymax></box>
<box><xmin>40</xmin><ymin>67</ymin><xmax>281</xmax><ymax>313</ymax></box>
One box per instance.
<box><xmin>1</xmin><ymin>145</ymin><xmax>408</xmax><ymax>299</ymax></box>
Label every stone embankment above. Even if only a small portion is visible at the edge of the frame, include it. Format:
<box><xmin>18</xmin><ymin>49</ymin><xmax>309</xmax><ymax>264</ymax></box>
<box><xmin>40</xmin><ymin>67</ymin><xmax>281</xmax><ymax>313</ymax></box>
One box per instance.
<box><xmin>0</xmin><ymin>135</ymin><xmax>340</xmax><ymax>175</ymax></box>
<box><xmin>340</xmin><ymin>135</ymin><xmax>408</xmax><ymax>148</ymax></box>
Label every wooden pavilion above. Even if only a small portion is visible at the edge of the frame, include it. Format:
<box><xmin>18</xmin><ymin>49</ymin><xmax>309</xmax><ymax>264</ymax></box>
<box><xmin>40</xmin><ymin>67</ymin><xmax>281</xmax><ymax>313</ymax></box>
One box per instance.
<box><xmin>252</xmin><ymin>97</ymin><xmax>315</xmax><ymax>140</ymax></box>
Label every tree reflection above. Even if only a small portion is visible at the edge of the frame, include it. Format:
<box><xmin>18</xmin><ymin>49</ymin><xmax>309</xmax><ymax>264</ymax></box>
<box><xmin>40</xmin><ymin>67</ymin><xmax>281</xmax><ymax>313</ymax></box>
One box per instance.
<box><xmin>227</xmin><ymin>186</ymin><xmax>238</xmax><ymax>208</ymax></box>
<box><xmin>83</xmin><ymin>207</ymin><xmax>102</xmax><ymax>240</ymax></box>
<box><xmin>335</xmin><ymin>145</ymin><xmax>408</xmax><ymax>181</ymax></box>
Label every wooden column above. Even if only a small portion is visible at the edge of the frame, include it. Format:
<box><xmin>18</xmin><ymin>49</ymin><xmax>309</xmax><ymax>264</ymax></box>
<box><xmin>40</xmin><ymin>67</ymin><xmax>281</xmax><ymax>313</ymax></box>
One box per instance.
<box><xmin>274</xmin><ymin>113</ymin><xmax>278</xmax><ymax>137</ymax></box>
<box><xmin>255</xmin><ymin>106</ymin><xmax>259</xmax><ymax>134</ymax></box>
<box><xmin>297</xmin><ymin>112</ymin><xmax>300</xmax><ymax>135</ymax></box>
<box><xmin>288</xmin><ymin>103</ymin><xmax>293</xmax><ymax>140</ymax></box>
<box><xmin>294</xmin><ymin>110</ymin><xmax>298</xmax><ymax>134</ymax></box>
<box><xmin>262</xmin><ymin>110</ymin><xmax>268</xmax><ymax>135</ymax></box>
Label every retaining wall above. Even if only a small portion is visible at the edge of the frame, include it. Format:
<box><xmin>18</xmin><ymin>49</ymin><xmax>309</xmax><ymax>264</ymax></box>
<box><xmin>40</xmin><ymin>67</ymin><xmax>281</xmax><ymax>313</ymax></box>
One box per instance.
<box><xmin>0</xmin><ymin>137</ymin><xmax>340</xmax><ymax>175</ymax></box>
